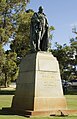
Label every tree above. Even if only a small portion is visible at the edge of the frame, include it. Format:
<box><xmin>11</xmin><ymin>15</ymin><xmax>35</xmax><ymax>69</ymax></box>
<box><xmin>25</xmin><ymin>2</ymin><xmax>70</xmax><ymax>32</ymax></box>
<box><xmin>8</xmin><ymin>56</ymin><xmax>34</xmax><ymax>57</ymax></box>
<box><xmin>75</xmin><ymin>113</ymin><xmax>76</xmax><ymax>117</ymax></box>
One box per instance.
<box><xmin>2</xmin><ymin>50</ymin><xmax>18</xmax><ymax>87</ymax></box>
<box><xmin>70</xmin><ymin>37</ymin><xmax>77</xmax><ymax>79</ymax></box>
<box><xmin>0</xmin><ymin>44</ymin><xmax>5</xmax><ymax>86</ymax></box>
<box><xmin>0</xmin><ymin>0</ymin><xmax>30</xmax><ymax>45</ymax></box>
<box><xmin>51</xmin><ymin>41</ymin><xmax>77</xmax><ymax>81</ymax></box>
<box><xmin>10</xmin><ymin>9</ymin><xmax>34</xmax><ymax>59</ymax></box>
<box><xmin>0</xmin><ymin>0</ymin><xmax>30</xmax><ymax>86</ymax></box>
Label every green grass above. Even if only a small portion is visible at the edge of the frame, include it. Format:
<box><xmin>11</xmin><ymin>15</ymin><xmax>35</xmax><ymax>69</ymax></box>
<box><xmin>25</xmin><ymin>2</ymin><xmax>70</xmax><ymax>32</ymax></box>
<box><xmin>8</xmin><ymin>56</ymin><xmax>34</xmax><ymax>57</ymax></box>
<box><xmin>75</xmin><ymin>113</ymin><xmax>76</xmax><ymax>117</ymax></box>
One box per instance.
<box><xmin>0</xmin><ymin>94</ymin><xmax>77</xmax><ymax>119</ymax></box>
<box><xmin>66</xmin><ymin>95</ymin><xmax>77</xmax><ymax>110</ymax></box>
<box><xmin>0</xmin><ymin>95</ymin><xmax>13</xmax><ymax>108</ymax></box>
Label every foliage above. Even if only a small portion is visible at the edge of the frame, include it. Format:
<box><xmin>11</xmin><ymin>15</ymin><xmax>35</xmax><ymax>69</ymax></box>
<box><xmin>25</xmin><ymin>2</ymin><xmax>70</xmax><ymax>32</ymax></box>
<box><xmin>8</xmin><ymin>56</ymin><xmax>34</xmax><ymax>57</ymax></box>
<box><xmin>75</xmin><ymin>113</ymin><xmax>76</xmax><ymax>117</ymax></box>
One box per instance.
<box><xmin>0</xmin><ymin>0</ymin><xmax>29</xmax><ymax>87</ymax></box>
<box><xmin>0</xmin><ymin>0</ymin><xmax>29</xmax><ymax>45</ymax></box>
<box><xmin>2</xmin><ymin>51</ymin><xmax>18</xmax><ymax>87</ymax></box>
<box><xmin>0</xmin><ymin>44</ymin><xmax>5</xmax><ymax>85</ymax></box>
<box><xmin>0</xmin><ymin>43</ymin><xmax>18</xmax><ymax>88</ymax></box>
<box><xmin>10</xmin><ymin>9</ymin><xmax>34</xmax><ymax>58</ymax></box>
<box><xmin>51</xmin><ymin>38</ymin><xmax>77</xmax><ymax>81</ymax></box>
<box><xmin>49</xmin><ymin>26</ymin><xmax>55</xmax><ymax>39</ymax></box>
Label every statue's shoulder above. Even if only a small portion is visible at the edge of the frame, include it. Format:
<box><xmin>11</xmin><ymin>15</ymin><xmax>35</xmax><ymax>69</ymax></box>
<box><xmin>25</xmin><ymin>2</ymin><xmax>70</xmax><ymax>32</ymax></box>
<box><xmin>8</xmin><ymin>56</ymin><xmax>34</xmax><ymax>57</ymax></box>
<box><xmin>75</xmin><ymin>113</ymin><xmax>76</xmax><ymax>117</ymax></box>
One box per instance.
<box><xmin>32</xmin><ymin>12</ymin><xmax>38</xmax><ymax>17</ymax></box>
<box><xmin>31</xmin><ymin>12</ymin><xmax>40</xmax><ymax>23</ymax></box>
<box><xmin>43</xmin><ymin>13</ymin><xmax>46</xmax><ymax>16</ymax></box>
<box><xmin>42</xmin><ymin>13</ymin><xmax>48</xmax><ymax>20</ymax></box>
<box><xmin>31</xmin><ymin>12</ymin><xmax>38</xmax><ymax>21</ymax></box>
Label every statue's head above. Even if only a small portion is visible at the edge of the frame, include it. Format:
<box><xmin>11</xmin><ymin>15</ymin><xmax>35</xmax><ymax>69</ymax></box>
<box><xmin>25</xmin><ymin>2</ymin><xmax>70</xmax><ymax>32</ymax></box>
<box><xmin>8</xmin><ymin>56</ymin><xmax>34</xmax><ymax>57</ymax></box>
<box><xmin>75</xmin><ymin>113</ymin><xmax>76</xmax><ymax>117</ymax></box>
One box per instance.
<box><xmin>38</xmin><ymin>6</ymin><xmax>44</xmax><ymax>13</ymax></box>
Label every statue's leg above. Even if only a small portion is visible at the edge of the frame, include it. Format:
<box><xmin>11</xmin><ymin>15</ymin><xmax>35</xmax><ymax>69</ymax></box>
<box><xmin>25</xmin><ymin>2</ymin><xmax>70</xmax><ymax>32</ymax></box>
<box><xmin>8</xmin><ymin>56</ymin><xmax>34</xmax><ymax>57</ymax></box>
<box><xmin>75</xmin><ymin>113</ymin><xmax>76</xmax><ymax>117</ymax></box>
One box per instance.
<box><xmin>30</xmin><ymin>40</ymin><xmax>36</xmax><ymax>52</ymax></box>
<box><xmin>36</xmin><ymin>35</ymin><xmax>38</xmax><ymax>51</ymax></box>
<box><xmin>41</xmin><ymin>32</ymin><xmax>48</xmax><ymax>51</ymax></box>
<box><xmin>30</xmin><ymin>28</ymin><xmax>36</xmax><ymax>52</ymax></box>
<box><xmin>37</xmin><ymin>31</ymin><xmax>41</xmax><ymax>51</ymax></box>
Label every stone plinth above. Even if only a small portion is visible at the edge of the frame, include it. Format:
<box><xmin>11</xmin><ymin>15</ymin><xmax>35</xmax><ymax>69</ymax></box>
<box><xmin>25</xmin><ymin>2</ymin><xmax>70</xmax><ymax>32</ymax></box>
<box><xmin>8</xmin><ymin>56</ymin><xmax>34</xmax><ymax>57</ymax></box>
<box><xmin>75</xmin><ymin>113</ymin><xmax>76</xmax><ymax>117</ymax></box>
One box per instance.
<box><xmin>11</xmin><ymin>52</ymin><xmax>67</xmax><ymax>116</ymax></box>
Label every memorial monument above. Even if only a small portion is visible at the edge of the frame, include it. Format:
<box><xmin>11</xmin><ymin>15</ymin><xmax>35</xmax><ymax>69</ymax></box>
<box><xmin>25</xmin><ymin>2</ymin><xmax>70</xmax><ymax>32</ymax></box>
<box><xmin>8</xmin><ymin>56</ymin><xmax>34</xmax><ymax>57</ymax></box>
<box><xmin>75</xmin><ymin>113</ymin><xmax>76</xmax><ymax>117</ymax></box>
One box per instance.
<box><xmin>11</xmin><ymin>6</ymin><xmax>67</xmax><ymax>117</ymax></box>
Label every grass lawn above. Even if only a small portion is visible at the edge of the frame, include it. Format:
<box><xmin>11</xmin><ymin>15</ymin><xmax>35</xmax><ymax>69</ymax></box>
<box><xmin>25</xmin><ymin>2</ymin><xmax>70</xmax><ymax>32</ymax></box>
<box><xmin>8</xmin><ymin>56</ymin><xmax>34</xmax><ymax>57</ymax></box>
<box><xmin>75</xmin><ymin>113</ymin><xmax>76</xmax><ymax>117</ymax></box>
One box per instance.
<box><xmin>0</xmin><ymin>91</ymin><xmax>77</xmax><ymax>119</ymax></box>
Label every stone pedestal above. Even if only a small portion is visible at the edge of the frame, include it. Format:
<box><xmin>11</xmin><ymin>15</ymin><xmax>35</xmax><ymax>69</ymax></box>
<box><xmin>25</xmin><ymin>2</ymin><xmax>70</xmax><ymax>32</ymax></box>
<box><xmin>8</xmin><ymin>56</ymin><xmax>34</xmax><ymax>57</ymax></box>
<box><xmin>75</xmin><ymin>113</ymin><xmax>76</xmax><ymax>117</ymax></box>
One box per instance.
<box><xmin>11</xmin><ymin>52</ymin><xmax>67</xmax><ymax>116</ymax></box>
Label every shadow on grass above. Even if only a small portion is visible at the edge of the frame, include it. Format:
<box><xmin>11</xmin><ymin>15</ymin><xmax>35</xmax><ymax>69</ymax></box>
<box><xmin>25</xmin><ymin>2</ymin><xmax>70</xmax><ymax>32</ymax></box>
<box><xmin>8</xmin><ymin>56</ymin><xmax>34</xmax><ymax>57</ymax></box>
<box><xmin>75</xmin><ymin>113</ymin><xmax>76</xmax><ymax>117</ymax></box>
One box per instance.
<box><xmin>0</xmin><ymin>108</ymin><xmax>15</xmax><ymax>115</ymax></box>
<box><xmin>64</xmin><ymin>91</ymin><xmax>77</xmax><ymax>95</ymax></box>
<box><xmin>0</xmin><ymin>108</ymin><xmax>24</xmax><ymax>117</ymax></box>
<box><xmin>0</xmin><ymin>108</ymin><xmax>68</xmax><ymax>118</ymax></box>
<box><xmin>0</xmin><ymin>90</ymin><xmax>15</xmax><ymax>95</ymax></box>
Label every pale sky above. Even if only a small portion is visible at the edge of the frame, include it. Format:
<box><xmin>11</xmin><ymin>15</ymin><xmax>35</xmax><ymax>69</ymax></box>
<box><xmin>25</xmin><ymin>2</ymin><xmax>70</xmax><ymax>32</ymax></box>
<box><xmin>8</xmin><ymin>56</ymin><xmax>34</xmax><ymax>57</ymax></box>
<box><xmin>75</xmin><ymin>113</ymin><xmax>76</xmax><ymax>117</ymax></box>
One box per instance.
<box><xmin>4</xmin><ymin>0</ymin><xmax>77</xmax><ymax>50</ymax></box>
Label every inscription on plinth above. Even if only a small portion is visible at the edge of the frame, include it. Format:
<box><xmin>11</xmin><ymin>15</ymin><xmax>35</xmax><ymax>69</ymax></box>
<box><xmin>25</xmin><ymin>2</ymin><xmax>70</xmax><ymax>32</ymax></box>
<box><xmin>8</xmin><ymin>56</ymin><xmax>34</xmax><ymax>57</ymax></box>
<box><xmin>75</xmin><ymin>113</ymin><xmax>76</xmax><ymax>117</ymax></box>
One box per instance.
<box><xmin>35</xmin><ymin>71</ymin><xmax>63</xmax><ymax>97</ymax></box>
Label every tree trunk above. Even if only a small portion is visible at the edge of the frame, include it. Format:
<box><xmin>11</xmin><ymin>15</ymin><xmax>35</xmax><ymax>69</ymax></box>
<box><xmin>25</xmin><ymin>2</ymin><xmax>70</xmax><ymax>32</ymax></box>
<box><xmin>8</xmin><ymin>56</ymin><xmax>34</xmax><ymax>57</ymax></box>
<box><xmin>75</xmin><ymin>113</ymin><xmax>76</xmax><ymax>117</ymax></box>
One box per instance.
<box><xmin>4</xmin><ymin>73</ymin><xmax>8</xmax><ymax>88</ymax></box>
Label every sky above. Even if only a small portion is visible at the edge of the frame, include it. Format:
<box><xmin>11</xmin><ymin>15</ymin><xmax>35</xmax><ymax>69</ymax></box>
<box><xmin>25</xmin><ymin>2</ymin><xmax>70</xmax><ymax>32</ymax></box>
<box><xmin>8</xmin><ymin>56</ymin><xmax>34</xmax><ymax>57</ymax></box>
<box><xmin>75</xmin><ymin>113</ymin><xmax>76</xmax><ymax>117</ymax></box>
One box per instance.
<box><xmin>4</xmin><ymin>0</ymin><xmax>77</xmax><ymax>50</ymax></box>
<box><xmin>27</xmin><ymin>0</ymin><xmax>77</xmax><ymax>48</ymax></box>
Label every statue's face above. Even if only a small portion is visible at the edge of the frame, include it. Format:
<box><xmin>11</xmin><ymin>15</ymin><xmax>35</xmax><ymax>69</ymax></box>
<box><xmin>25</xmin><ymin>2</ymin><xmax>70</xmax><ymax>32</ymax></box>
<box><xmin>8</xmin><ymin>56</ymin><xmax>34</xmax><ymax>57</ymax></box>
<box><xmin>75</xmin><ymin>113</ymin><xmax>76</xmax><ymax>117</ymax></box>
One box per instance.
<box><xmin>39</xmin><ymin>6</ymin><xmax>43</xmax><ymax>13</ymax></box>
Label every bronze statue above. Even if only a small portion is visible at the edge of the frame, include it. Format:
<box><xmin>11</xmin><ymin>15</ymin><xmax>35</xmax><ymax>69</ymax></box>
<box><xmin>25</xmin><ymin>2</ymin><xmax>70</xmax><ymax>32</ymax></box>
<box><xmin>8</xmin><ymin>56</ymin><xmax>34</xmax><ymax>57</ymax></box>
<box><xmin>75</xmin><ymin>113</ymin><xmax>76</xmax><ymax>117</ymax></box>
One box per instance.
<box><xmin>30</xmin><ymin>6</ymin><xmax>49</xmax><ymax>52</ymax></box>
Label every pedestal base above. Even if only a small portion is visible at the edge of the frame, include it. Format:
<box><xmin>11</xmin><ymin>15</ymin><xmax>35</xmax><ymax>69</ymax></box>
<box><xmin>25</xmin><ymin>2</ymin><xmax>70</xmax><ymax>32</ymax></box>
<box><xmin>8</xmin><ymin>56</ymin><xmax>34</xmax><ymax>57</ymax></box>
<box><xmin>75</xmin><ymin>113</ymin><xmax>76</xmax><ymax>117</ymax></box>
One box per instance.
<box><xmin>11</xmin><ymin>52</ymin><xmax>67</xmax><ymax>116</ymax></box>
<box><xmin>2</xmin><ymin>108</ymin><xmax>77</xmax><ymax>117</ymax></box>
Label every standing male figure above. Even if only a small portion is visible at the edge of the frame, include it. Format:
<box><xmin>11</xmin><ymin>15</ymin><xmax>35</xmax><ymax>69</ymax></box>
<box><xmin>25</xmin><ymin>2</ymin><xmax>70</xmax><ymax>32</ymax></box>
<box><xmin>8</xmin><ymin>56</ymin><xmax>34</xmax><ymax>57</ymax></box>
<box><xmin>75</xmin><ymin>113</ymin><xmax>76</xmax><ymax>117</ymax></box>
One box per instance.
<box><xmin>30</xmin><ymin>6</ymin><xmax>49</xmax><ymax>52</ymax></box>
